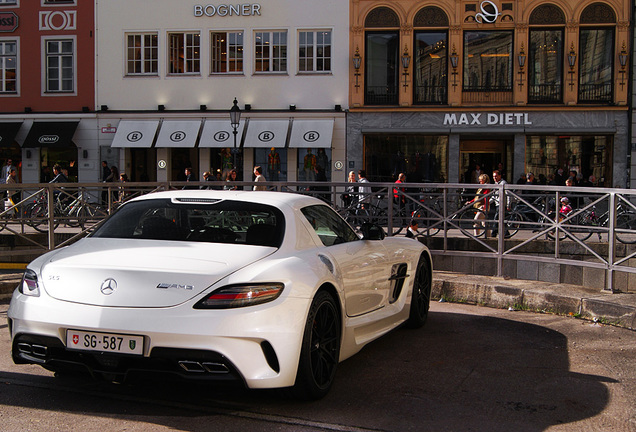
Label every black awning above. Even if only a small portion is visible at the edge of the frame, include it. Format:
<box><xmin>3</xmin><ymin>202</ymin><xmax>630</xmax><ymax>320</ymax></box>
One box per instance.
<box><xmin>0</xmin><ymin>122</ymin><xmax>22</xmax><ymax>148</ymax></box>
<box><xmin>22</xmin><ymin>121</ymin><xmax>79</xmax><ymax>148</ymax></box>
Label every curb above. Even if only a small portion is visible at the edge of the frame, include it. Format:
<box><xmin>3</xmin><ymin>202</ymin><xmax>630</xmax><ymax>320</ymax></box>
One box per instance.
<box><xmin>433</xmin><ymin>271</ymin><xmax>636</xmax><ymax>331</ymax></box>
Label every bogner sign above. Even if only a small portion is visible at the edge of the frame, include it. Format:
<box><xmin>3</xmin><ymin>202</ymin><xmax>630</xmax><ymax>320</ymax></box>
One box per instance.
<box><xmin>443</xmin><ymin>112</ymin><xmax>532</xmax><ymax>126</ymax></box>
<box><xmin>194</xmin><ymin>4</ymin><xmax>261</xmax><ymax>16</ymax></box>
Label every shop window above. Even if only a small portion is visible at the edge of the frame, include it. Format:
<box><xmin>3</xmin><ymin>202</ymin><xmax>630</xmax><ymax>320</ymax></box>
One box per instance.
<box><xmin>463</xmin><ymin>31</ymin><xmax>513</xmax><ymax>101</ymax></box>
<box><xmin>254</xmin><ymin>148</ymin><xmax>287</xmax><ymax>182</ymax></box>
<box><xmin>525</xmin><ymin>135</ymin><xmax>612</xmax><ymax>187</ymax></box>
<box><xmin>363</xmin><ymin>135</ymin><xmax>448</xmax><ymax>183</ymax></box>
<box><xmin>211</xmin><ymin>31</ymin><xmax>243</xmax><ymax>73</ymax></box>
<box><xmin>0</xmin><ymin>40</ymin><xmax>17</xmax><ymax>93</ymax></box>
<box><xmin>298</xmin><ymin>30</ymin><xmax>331</xmax><ymax>73</ymax></box>
<box><xmin>212</xmin><ymin>148</ymin><xmax>242</xmax><ymax>181</ymax></box>
<box><xmin>40</xmin><ymin>147</ymin><xmax>78</xmax><ymax>182</ymax></box>
<box><xmin>168</xmin><ymin>32</ymin><xmax>200</xmax><ymax>75</ymax></box>
<box><xmin>298</xmin><ymin>148</ymin><xmax>331</xmax><ymax>183</ymax></box>
<box><xmin>254</xmin><ymin>31</ymin><xmax>287</xmax><ymax>73</ymax></box>
<box><xmin>45</xmin><ymin>39</ymin><xmax>74</xmax><ymax>93</ymax></box>
<box><xmin>126</xmin><ymin>33</ymin><xmax>158</xmax><ymax>75</ymax></box>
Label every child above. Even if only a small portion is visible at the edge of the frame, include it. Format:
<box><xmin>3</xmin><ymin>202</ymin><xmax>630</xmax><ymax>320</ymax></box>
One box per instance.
<box><xmin>559</xmin><ymin>197</ymin><xmax>572</xmax><ymax>216</ymax></box>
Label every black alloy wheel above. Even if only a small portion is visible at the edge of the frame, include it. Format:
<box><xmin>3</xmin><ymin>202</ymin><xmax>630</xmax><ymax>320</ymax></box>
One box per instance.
<box><xmin>406</xmin><ymin>255</ymin><xmax>432</xmax><ymax>328</ymax></box>
<box><xmin>292</xmin><ymin>290</ymin><xmax>341</xmax><ymax>400</ymax></box>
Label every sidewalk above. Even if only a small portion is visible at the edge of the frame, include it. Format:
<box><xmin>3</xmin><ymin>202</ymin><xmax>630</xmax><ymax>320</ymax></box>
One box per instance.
<box><xmin>1</xmin><ymin>269</ymin><xmax>635</xmax><ymax>330</ymax></box>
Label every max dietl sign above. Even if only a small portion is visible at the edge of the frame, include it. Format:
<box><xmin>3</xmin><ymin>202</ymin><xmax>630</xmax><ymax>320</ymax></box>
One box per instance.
<box><xmin>0</xmin><ymin>12</ymin><xmax>18</xmax><ymax>32</ymax></box>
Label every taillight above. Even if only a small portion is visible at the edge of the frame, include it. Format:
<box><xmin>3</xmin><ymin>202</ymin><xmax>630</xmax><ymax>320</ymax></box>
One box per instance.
<box><xmin>194</xmin><ymin>283</ymin><xmax>284</xmax><ymax>309</ymax></box>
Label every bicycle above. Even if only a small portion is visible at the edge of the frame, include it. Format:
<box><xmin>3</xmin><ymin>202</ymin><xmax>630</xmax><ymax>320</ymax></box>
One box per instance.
<box><xmin>409</xmin><ymin>193</ymin><xmax>444</xmax><ymax>237</ymax></box>
<box><xmin>562</xmin><ymin>200</ymin><xmax>636</xmax><ymax>244</ymax></box>
<box><xmin>28</xmin><ymin>190</ymin><xmax>104</xmax><ymax>232</ymax></box>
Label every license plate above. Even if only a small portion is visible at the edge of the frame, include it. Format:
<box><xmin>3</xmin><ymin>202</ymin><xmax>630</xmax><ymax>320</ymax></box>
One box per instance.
<box><xmin>66</xmin><ymin>330</ymin><xmax>144</xmax><ymax>356</ymax></box>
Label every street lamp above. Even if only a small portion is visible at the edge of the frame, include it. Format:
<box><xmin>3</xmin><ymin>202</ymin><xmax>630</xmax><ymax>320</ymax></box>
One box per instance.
<box><xmin>230</xmin><ymin>97</ymin><xmax>241</xmax><ymax>171</ymax></box>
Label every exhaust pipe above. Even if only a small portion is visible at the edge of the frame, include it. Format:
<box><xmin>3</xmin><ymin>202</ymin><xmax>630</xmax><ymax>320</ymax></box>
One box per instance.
<box><xmin>178</xmin><ymin>360</ymin><xmax>229</xmax><ymax>374</ymax></box>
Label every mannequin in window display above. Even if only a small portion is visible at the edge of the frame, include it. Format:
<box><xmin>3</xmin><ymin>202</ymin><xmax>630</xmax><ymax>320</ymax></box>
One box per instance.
<box><xmin>392</xmin><ymin>151</ymin><xmax>406</xmax><ymax>179</ymax></box>
<box><xmin>267</xmin><ymin>147</ymin><xmax>281</xmax><ymax>181</ymax></box>
<box><xmin>316</xmin><ymin>148</ymin><xmax>329</xmax><ymax>178</ymax></box>
<box><xmin>220</xmin><ymin>148</ymin><xmax>233</xmax><ymax>179</ymax></box>
<box><xmin>422</xmin><ymin>150</ymin><xmax>437</xmax><ymax>182</ymax></box>
<box><xmin>304</xmin><ymin>149</ymin><xmax>317</xmax><ymax>182</ymax></box>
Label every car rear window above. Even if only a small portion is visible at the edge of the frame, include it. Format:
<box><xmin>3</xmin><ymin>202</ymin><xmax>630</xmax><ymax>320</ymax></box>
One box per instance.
<box><xmin>91</xmin><ymin>198</ymin><xmax>284</xmax><ymax>247</ymax></box>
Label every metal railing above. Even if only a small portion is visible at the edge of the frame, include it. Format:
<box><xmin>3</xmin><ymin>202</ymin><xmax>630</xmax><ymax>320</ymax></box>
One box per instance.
<box><xmin>1</xmin><ymin>181</ymin><xmax>634</xmax><ymax>292</ymax></box>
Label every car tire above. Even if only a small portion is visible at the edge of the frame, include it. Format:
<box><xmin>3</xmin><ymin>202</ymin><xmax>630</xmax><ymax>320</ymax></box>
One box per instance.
<box><xmin>405</xmin><ymin>255</ymin><xmax>432</xmax><ymax>328</ymax></box>
<box><xmin>292</xmin><ymin>290</ymin><xmax>341</xmax><ymax>400</ymax></box>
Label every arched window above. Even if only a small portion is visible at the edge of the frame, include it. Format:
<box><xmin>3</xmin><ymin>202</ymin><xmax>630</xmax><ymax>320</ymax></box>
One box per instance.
<box><xmin>413</xmin><ymin>7</ymin><xmax>449</xmax><ymax>104</ymax></box>
<box><xmin>578</xmin><ymin>3</ymin><xmax>615</xmax><ymax>103</ymax></box>
<box><xmin>364</xmin><ymin>7</ymin><xmax>400</xmax><ymax>105</ymax></box>
<box><xmin>528</xmin><ymin>4</ymin><xmax>565</xmax><ymax>103</ymax></box>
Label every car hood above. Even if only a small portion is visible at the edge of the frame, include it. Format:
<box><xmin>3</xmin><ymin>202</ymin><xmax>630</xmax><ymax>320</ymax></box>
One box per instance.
<box><xmin>39</xmin><ymin>238</ymin><xmax>275</xmax><ymax>307</ymax></box>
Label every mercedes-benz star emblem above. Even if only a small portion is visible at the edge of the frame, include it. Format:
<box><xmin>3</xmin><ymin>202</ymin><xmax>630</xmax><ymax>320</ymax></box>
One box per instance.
<box><xmin>100</xmin><ymin>278</ymin><xmax>117</xmax><ymax>295</ymax></box>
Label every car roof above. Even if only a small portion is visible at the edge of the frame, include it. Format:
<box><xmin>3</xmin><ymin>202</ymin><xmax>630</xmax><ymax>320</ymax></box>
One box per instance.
<box><xmin>127</xmin><ymin>189</ymin><xmax>325</xmax><ymax>209</ymax></box>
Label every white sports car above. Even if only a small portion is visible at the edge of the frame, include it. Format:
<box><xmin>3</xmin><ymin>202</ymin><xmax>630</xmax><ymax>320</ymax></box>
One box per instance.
<box><xmin>8</xmin><ymin>190</ymin><xmax>432</xmax><ymax>399</ymax></box>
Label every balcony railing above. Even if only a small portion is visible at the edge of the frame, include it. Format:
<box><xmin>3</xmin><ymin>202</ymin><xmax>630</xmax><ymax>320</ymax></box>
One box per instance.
<box><xmin>462</xmin><ymin>86</ymin><xmax>513</xmax><ymax>104</ymax></box>
<box><xmin>578</xmin><ymin>83</ymin><xmax>612</xmax><ymax>103</ymax></box>
<box><xmin>528</xmin><ymin>84</ymin><xmax>562</xmax><ymax>104</ymax></box>
<box><xmin>414</xmin><ymin>85</ymin><xmax>447</xmax><ymax>105</ymax></box>
<box><xmin>364</xmin><ymin>85</ymin><xmax>398</xmax><ymax>105</ymax></box>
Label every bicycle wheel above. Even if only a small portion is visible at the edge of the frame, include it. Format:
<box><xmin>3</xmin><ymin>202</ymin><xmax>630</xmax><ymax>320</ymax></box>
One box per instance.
<box><xmin>28</xmin><ymin>202</ymin><xmax>60</xmax><ymax>233</ymax></box>
<box><xmin>544</xmin><ymin>211</ymin><xmax>566</xmax><ymax>240</ymax></box>
<box><xmin>615</xmin><ymin>212</ymin><xmax>636</xmax><ymax>244</ymax></box>
<box><xmin>456</xmin><ymin>207</ymin><xmax>487</xmax><ymax>238</ymax></box>
<box><xmin>410</xmin><ymin>208</ymin><xmax>440</xmax><ymax>237</ymax></box>
<box><xmin>504</xmin><ymin>211</ymin><xmax>522</xmax><ymax>238</ymax></box>
<box><xmin>563</xmin><ymin>212</ymin><xmax>593</xmax><ymax>242</ymax></box>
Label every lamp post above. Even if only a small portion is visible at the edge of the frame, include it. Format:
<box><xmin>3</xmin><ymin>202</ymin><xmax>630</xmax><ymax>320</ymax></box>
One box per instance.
<box><xmin>230</xmin><ymin>98</ymin><xmax>241</xmax><ymax>171</ymax></box>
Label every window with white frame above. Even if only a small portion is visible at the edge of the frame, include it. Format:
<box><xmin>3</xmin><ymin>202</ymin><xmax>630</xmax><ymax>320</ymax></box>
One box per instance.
<box><xmin>168</xmin><ymin>32</ymin><xmax>200</xmax><ymax>74</ymax></box>
<box><xmin>255</xmin><ymin>30</ymin><xmax>287</xmax><ymax>72</ymax></box>
<box><xmin>126</xmin><ymin>33</ymin><xmax>158</xmax><ymax>75</ymax></box>
<box><xmin>45</xmin><ymin>39</ymin><xmax>73</xmax><ymax>92</ymax></box>
<box><xmin>42</xmin><ymin>0</ymin><xmax>75</xmax><ymax>4</ymax></box>
<box><xmin>211</xmin><ymin>31</ymin><xmax>243</xmax><ymax>73</ymax></box>
<box><xmin>0</xmin><ymin>40</ymin><xmax>16</xmax><ymax>93</ymax></box>
<box><xmin>0</xmin><ymin>0</ymin><xmax>18</xmax><ymax>6</ymax></box>
<box><xmin>298</xmin><ymin>30</ymin><xmax>331</xmax><ymax>73</ymax></box>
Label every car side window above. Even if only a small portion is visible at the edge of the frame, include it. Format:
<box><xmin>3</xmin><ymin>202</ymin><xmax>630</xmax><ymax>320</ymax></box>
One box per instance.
<box><xmin>301</xmin><ymin>205</ymin><xmax>359</xmax><ymax>246</ymax></box>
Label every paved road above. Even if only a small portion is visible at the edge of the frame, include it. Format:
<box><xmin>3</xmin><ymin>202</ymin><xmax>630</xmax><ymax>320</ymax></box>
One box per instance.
<box><xmin>1</xmin><ymin>302</ymin><xmax>635</xmax><ymax>431</ymax></box>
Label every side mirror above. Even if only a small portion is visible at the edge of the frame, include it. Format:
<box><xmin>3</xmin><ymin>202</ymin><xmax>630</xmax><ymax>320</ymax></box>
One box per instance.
<box><xmin>360</xmin><ymin>222</ymin><xmax>385</xmax><ymax>240</ymax></box>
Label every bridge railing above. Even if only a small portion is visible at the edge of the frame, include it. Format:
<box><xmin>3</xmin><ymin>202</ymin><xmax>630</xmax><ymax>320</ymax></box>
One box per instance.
<box><xmin>1</xmin><ymin>181</ymin><xmax>634</xmax><ymax>292</ymax></box>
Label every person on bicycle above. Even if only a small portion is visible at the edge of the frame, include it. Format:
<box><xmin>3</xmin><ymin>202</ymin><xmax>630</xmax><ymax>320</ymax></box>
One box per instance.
<box><xmin>50</xmin><ymin>164</ymin><xmax>68</xmax><ymax>184</ymax></box>
<box><xmin>559</xmin><ymin>197</ymin><xmax>572</xmax><ymax>216</ymax></box>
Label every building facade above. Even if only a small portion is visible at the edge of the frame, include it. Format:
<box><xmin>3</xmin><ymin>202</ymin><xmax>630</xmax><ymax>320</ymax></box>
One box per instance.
<box><xmin>348</xmin><ymin>0</ymin><xmax>630</xmax><ymax>188</ymax></box>
<box><xmin>95</xmin><ymin>0</ymin><xmax>349</xmax><ymax>184</ymax></box>
<box><xmin>0</xmin><ymin>0</ymin><xmax>95</xmax><ymax>184</ymax></box>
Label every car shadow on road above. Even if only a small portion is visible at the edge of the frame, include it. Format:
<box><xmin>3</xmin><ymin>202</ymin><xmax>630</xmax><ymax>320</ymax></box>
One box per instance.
<box><xmin>0</xmin><ymin>309</ymin><xmax>616</xmax><ymax>432</ymax></box>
